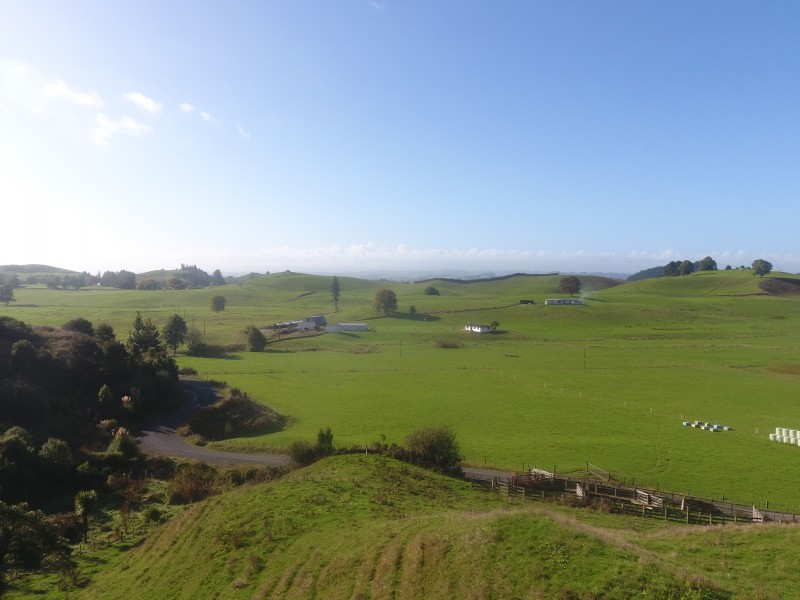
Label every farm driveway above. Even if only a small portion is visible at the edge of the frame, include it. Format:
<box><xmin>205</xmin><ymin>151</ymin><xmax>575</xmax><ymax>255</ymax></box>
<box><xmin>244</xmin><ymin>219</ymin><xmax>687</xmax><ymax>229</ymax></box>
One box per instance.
<box><xmin>137</xmin><ymin>379</ymin><xmax>290</xmax><ymax>468</ymax></box>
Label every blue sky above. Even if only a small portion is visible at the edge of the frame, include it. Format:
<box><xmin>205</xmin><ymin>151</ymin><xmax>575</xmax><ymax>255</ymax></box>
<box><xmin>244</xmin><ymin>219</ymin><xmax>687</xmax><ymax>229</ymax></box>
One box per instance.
<box><xmin>1</xmin><ymin>1</ymin><xmax>799</xmax><ymax>276</ymax></box>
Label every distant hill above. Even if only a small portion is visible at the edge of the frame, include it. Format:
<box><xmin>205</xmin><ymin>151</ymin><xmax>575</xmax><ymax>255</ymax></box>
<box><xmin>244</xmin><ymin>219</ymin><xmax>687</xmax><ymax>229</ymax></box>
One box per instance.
<box><xmin>0</xmin><ymin>264</ymin><xmax>79</xmax><ymax>275</ymax></box>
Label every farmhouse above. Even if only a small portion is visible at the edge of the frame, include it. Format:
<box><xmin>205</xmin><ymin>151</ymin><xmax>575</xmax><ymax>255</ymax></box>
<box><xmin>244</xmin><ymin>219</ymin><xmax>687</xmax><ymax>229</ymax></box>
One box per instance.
<box><xmin>327</xmin><ymin>323</ymin><xmax>369</xmax><ymax>333</ymax></box>
<box><xmin>464</xmin><ymin>322</ymin><xmax>493</xmax><ymax>333</ymax></box>
<box><xmin>544</xmin><ymin>298</ymin><xmax>583</xmax><ymax>306</ymax></box>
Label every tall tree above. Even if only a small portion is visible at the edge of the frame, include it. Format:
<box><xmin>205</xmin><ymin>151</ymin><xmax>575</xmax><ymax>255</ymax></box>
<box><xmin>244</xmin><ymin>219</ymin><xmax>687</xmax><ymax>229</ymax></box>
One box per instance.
<box><xmin>0</xmin><ymin>284</ymin><xmax>15</xmax><ymax>307</ymax></box>
<box><xmin>698</xmin><ymin>256</ymin><xmax>718</xmax><ymax>271</ymax></box>
<box><xmin>211</xmin><ymin>269</ymin><xmax>226</xmax><ymax>286</ymax></box>
<box><xmin>373</xmin><ymin>288</ymin><xmax>398</xmax><ymax>315</ymax></box>
<box><xmin>127</xmin><ymin>312</ymin><xmax>164</xmax><ymax>355</ymax></box>
<box><xmin>558</xmin><ymin>276</ymin><xmax>581</xmax><ymax>296</ymax></box>
<box><xmin>162</xmin><ymin>314</ymin><xmax>188</xmax><ymax>355</ymax></box>
<box><xmin>678</xmin><ymin>260</ymin><xmax>695</xmax><ymax>276</ymax></box>
<box><xmin>663</xmin><ymin>261</ymin><xmax>681</xmax><ymax>277</ymax></box>
<box><xmin>752</xmin><ymin>259</ymin><xmax>773</xmax><ymax>278</ymax></box>
<box><xmin>331</xmin><ymin>276</ymin><xmax>341</xmax><ymax>311</ymax></box>
<box><xmin>209</xmin><ymin>295</ymin><xmax>227</xmax><ymax>313</ymax></box>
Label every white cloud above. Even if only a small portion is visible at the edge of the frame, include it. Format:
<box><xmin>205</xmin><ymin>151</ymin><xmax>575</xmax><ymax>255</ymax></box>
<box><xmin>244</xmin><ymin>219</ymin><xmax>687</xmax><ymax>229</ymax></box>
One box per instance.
<box><xmin>43</xmin><ymin>79</ymin><xmax>104</xmax><ymax>108</ymax></box>
<box><xmin>369</xmin><ymin>1</ymin><xmax>386</xmax><ymax>10</ymax></box>
<box><xmin>89</xmin><ymin>113</ymin><xmax>151</xmax><ymax>146</ymax></box>
<box><xmin>123</xmin><ymin>92</ymin><xmax>162</xmax><ymax>114</ymax></box>
<box><xmin>179</xmin><ymin>102</ymin><xmax>195</xmax><ymax>113</ymax></box>
<box><xmin>237</xmin><ymin>124</ymin><xmax>251</xmax><ymax>139</ymax></box>
<box><xmin>200</xmin><ymin>111</ymin><xmax>213</xmax><ymax>122</ymax></box>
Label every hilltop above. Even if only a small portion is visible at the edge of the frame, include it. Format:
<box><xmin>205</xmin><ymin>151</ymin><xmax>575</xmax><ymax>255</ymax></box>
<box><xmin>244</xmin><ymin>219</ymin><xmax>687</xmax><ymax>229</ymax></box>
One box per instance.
<box><xmin>21</xmin><ymin>454</ymin><xmax>798</xmax><ymax>600</ymax></box>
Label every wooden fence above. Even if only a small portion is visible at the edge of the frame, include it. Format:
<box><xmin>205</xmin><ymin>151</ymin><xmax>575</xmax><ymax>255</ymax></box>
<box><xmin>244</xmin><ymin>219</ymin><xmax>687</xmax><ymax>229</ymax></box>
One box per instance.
<box><xmin>467</xmin><ymin>470</ymin><xmax>798</xmax><ymax>526</ymax></box>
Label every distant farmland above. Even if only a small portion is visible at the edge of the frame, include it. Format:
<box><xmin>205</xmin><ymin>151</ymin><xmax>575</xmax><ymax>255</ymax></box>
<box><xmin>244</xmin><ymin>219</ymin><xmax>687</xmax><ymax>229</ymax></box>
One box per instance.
<box><xmin>6</xmin><ymin>269</ymin><xmax>800</xmax><ymax>509</ymax></box>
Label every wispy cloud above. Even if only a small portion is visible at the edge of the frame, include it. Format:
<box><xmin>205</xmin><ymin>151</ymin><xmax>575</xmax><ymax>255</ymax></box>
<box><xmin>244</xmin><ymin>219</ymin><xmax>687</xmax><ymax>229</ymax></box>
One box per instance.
<box><xmin>89</xmin><ymin>113</ymin><xmax>150</xmax><ymax>146</ymax></box>
<box><xmin>200</xmin><ymin>111</ymin><xmax>214</xmax><ymax>122</ymax></box>
<box><xmin>237</xmin><ymin>124</ymin><xmax>251</xmax><ymax>139</ymax></box>
<box><xmin>43</xmin><ymin>79</ymin><xmax>104</xmax><ymax>108</ymax></box>
<box><xmin>179</xmin><ymin>102</ymin><xmax>195</xmax><ymax>113</ymax></box>
<box><xmin>369</xmin><ymin>1</ymin><xmax>386</xmax><ymax>10</ymax></box>
<box><xmin>123</xmin><ymin>92</ymin><xmax>162</xmax><ymax>114</ymax></box>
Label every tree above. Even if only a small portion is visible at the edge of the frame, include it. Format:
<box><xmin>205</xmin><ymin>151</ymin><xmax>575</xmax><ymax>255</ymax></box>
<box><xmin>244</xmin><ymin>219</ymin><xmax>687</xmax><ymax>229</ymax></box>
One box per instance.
<box><xmin>558</xmin><ymin>276</ymin><xmax>581</xmax><ymax>296</ymax></box>
<box><xmin>0</xmin><ymin>284</ymin><xmax>14</xmax><ymax>307</ymax></box>
<box><xmin>95</xmin><ymin>323</ymin><xmax>116</xmax><ymax>343</ymax></box>
<box><xmin>63</xmin><ymin>317</ymin><xmax>94</xmax><ymax>336</ymax></box>
<box><xmin>127</xmin><ymin>312</ymin><xmax>164</xmax><ymax>355</ymax></box>
<box><xmin>209</xmin><ymin>295</ymin><xmax>227</xmax><ymax>313</ymax></box>
<box><xmin>0</xmin><ymin>501</ymin><xmax>73</xmax><ymax>591</ymax></box>
<box><xmin>116</xmin><ymin>270</ymin><xmax>136</xmax><ymax>290</ymax></box>
<box><xmin>752</xmin><ymin>259</ymin><xmax>773</xmax><ymax>278</ymax></box>
<box><xmin>162</xmin><ymin>314</ymin><xmax>188</xmax><ymax>355</ymax></box>
<box><xmin>211</xmin><ymin>269</ymin><xmax>226</xmax><ymax>286</ymax></box>
<box><xmin>186</xmin><ymin>324</ymin><xmax>208</xmax><ymax>356</ymax></box>
<box><xmin>424</xmin><ymin>286</ymin><xmax>440</xmax><ymax>296</ymax></box>
<box><xmin>698</xmin><ymin>256</ymin><xmax>718</xmax><ymax>271</ymax></box>
<box><xmin>39</xmin><ymin>438</ymin><xmax>73</xmax><ymax>468</ymax></box>
<box><xmin>409</xmin><ymin>305</ymin><xmax>417</xmax><ymax>315</ymax></box>
<box><xmin>98</xmin><ymin>383</ymin><xmax>114</xmax><ymax>407</ymax></box>
<box><xmin>663</xmin><ymin>261</ymin><xmax>681</xmax><ymax>277</ymax></box>
<box><xmin>242</xmin><ymin>325</ymin><xmax>267</xmax><ymax>351</ymax></box>
<box><xmin>331</xmin><ymin>276</ymin><xmax>341</xmax><ymax>311</ymax></box>
<box><xmin>10</xmin><ymin>340</ymin><xmax>37</xmax><ymax>378</ymax></box>
<box><xmin>404</xmin><ymin>425</ymin><xmax>461</xmax><ymax>470</ymax></box>
<box><xmin>678</xmin><ymin>260</ymin><xmax>695</xmax><ymax>276</ymax></box>
<box><xmin>74</xmin><ymin>490</ymin><xmax>97</xmax><ymax>543</ymax></box>
<box><xmin>373</xmin><ymin>289</ymin><xmax>398</xmax><ymax>315</ymax></box>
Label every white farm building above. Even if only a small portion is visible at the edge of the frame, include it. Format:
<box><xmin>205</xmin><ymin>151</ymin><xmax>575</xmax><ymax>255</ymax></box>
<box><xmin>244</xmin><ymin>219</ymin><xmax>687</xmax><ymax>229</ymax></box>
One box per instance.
<box><xmin>464</xmin><ymin>323</ymin><xmax>493</xmax><ymax>333</ymax></box>
<box><xmin>544</xmin><ymin>298</ymin><xmax>583</xmax><ymax>306</ymax></box>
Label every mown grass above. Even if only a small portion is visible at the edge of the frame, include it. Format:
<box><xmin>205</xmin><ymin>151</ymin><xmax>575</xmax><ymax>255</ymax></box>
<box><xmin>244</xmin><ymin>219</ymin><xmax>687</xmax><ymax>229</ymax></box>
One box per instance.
<box><xmin>9</xmin><ymin>454</ymin><xmax>800</xmax><ymax>599</ymax></box>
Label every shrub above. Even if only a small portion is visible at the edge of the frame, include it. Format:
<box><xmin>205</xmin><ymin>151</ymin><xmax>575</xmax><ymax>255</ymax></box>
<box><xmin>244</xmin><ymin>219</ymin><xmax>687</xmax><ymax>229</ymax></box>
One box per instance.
<box><xmin>242</xmin><ymin>325</ymin><xmax>267</xmax><ymax>352</ymax></box>
<box><xmin>287</xmin><ymin>440</ymin><xmax>318</xmax><ymax>467</ymax></box>
<box><xmin>166</xmin><ymin>463</ymin><xmax>218</xmax><ymax>504</ymax></box>
<box><xmin>403</xmin><ymin>425</ymin><xmax>461</xmax><ymax>471</ymax></box>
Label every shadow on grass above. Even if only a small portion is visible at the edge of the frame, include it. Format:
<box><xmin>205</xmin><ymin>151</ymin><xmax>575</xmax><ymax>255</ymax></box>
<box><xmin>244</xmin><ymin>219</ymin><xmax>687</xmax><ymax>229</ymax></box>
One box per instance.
<box><xmin>389</xmin><ymin>312</ymin><xmax>441</xmax><ymax>322</ymax></box>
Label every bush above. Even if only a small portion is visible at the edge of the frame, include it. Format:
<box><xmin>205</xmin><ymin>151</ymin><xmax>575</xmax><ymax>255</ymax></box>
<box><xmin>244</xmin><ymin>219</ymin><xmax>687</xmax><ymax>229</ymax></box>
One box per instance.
<box><xmin>166</xmin><ymin>463</ymin><xmax>218</xmax><ymax>504</ymax></box>
<box><xmin>424</xmin><ymin>286</ymin><xmax>440</xmax><ymax>296</ymax></box>
<box><xmin>242</xmin><ymin>325</ymin><xmax>267</xmax><ymax>352</ymax></box>
<box><xmin>403</xmin><ymin>425</ymin><xmax>461</xmax><ymax>471</ymax></box>
<box><xmin>287</xmin><ymin>440</ymin><xmax>319</xmax><ymax>467</ymax></box>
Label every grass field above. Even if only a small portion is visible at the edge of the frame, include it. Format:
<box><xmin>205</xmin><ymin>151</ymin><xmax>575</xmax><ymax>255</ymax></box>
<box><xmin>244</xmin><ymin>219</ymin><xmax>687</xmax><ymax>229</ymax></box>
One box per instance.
<box><xmin>5</xmin><ymin>270</ymin><xmax>800</xmax><ymax>508</ymax></box>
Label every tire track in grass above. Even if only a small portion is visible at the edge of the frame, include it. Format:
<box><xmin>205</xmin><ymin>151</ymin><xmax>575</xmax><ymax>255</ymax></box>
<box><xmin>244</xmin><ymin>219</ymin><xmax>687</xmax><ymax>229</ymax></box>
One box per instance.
<box><xmin>316</xmin><ymin>525</ymin><xmax>395</xmax><ymax>600</ymax></box>
<box><xmin>370</xmin><ymin>524</ymin><xmax>413</xmax><ymax>600</ymax></box>
<box><xmin>253</xmin><ymin>537</ymin><xmax>311</xmax><ymax>599</ymax></box>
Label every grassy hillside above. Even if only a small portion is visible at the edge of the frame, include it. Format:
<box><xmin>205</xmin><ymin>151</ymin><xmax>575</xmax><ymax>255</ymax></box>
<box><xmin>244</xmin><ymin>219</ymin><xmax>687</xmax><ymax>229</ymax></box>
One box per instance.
<box><xmin>11</xmin><ymin>454</ymin><xmax>799</xmax><ymax>599</ymax></box>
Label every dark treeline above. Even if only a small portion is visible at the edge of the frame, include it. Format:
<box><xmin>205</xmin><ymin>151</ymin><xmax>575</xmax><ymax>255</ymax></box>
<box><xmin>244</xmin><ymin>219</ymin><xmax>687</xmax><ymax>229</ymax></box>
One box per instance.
<box><xmin>0</xmin><ymin>314</ymin><xmax>182</xmax><ymax>504</ymax></box>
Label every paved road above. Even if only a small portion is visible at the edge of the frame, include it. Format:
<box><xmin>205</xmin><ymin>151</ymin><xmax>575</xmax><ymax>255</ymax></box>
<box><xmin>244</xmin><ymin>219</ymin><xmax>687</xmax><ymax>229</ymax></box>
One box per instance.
<box><xmin>137</xmin><ymin>380</ymin><xmax>290</xmax><ymax>468</ymax></box>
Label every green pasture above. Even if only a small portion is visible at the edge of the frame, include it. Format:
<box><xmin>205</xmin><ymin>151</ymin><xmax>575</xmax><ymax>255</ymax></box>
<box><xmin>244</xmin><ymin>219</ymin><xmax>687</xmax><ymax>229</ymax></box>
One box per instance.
<box><xmin>5</xmin><ymin>270</ymin><xmax>800</xmax><ymax>507</ymax></box>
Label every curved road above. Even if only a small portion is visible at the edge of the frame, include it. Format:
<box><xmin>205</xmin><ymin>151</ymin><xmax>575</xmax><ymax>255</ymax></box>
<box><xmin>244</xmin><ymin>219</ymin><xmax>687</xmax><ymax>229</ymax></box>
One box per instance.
<box><xmin>137</xmin><ymin>380</ymin><xmax>290</xmax><ymax>468</ymax></box>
